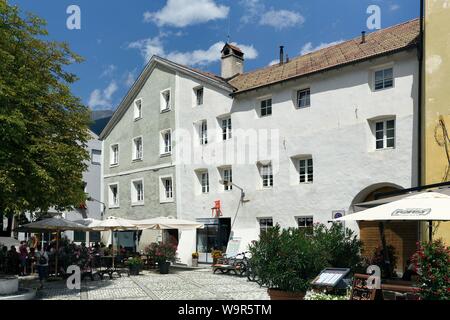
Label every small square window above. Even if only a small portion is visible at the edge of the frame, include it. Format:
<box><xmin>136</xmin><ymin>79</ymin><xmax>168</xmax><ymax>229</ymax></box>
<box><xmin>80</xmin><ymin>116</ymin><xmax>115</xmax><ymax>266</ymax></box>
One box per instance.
<box><xmin>195</xmin><ymin>87</ymin><xmax>204</xmax><ymax>106</ymax></box>
<box><xmin>133</xmin><ymin>137</ymin><xmax>143</xmax><ymax>160</ymax></box>
<box><xmin>198</xmin><ymin>171</ymin><xmax>209</xmax><ymax>194</ymax></box>
<box><xmin>161</xmin><ymin>130</ymin><xmax>172</xmax><ymax>155</ymax></box>
<box><xmin>91</xmin><ymin>149</ymin><xmax>101</xmax><ymax>165</ymax></box>
<box><xmin>260</xmin><ymin>99</ymin><xmax>272</xmax><ymax>117</ymax></box>
<box><xmin>221</xmin><ymin>117</ymin><xmax>232</xmax><ymax>141</ymax></box>
<box><xmin>259</xmin><ymin>218</ymin><xmax>273</xmax><ymax>234</ymax></box>
<box><xmin>109</xmin><ymin>184</ymin><xmax>119</xmax><ymax>208</ymax></box>
<box><xmin>299</xmin><ymin>158</ymin><xmax>313</xmax><ymax>183</ymax></box>
<box><xmin>374</xmin><ymin>119</ymin><xmax>395</xmax><ymax>150</ymax></box>
<box><xmin>161</xmin><ymin>89</ymin><xmax>171</xmax><ymax>111</ymax></box>
<box><xmin>110</xmin><ymin>145</ymin><xmax>119</xmax><ymax>166</ymax></box>
<box><xmin>374</xmin><ymin>68</ymin><xmax>394</xmax><ymax>90</ymax></box>
<box><xmin>132</xmin><ymin>180</ymin><xmax>144</xmax><ymax>205</ymax></box>
<box><xmin>134</xmin><ymin>99</ymin><xmax>142</xmax><ymax>120</ymax></box>
<box><xmin>297</xmin><ymin>88</ymin><xmax>311</xmax><ymax>108</ymax></box>
<box><xmin>221</xmin><ymin>168</ymin><xmax>232</xmax><ymax>191</ymax></box>
<box><xmin>260</xmin><ymin>164</ymin><xmax>273</xmax><ymax>188</ymax></box>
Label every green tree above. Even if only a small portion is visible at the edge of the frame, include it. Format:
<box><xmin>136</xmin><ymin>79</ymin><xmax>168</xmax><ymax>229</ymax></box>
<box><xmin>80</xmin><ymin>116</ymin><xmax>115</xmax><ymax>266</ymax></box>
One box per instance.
<box><xmin>0</xmin><ymin>1</ymin><xmax>90</xmax><ymax>235</ymax></box>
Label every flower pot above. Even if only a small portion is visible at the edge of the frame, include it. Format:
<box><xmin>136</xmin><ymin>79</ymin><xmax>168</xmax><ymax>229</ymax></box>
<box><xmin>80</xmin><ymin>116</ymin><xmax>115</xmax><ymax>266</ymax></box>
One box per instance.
<box><xmin>158</xmin><ymin>261</ymin><xmax>170</xmax><ymax>274</ymax></box>
<box><xmin>128</xmin><ymin>265</ymin><xmax>141</xmax><ymax>276</ymax></box>
<box><xmin>267</xmin><ymin>288</ymin><xmax>305</xmax><ymax>300</ymax></box>
<box><xmin>191</xmin><ymin>258</ymin><xmax>198</xmax><ymax>267</ymax></box>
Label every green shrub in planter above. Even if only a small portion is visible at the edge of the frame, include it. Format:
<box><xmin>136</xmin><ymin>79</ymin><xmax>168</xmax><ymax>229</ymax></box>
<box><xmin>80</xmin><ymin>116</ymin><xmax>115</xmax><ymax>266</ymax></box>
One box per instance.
<box><xmin>126</xmin><ymin>257</ymin><xmax>144</xmax><ymax>275</ymax></box>
<box><xmin>249</xmin><ymin>225</ymin><xmax>328</xmax><ymax>293</ymax></box>
<box><xmin>412</xmin><ymin>240</ymin><xmax>450</xmax><ymax>300</ymax></box>
<box><xmin>313</xmin><ymin>223</ymin><xmax>364</xmax><ymax>272</ymax></box>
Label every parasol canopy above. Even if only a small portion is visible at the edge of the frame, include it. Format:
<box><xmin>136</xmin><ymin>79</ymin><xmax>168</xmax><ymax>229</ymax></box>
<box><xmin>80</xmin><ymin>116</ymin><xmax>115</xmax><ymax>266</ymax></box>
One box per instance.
<box><xmin>132</xmin><ymin>216</ymin><xmax>204</xmax><ymax>230</ymax></box>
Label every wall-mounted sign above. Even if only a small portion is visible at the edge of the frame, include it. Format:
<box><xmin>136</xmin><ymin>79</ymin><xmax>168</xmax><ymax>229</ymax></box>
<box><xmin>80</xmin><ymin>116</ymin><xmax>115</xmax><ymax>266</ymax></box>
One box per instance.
<box><xmin>332</xmin><ymin>210</ymin><xmax>345</xmax><ymax>220</ymax></box>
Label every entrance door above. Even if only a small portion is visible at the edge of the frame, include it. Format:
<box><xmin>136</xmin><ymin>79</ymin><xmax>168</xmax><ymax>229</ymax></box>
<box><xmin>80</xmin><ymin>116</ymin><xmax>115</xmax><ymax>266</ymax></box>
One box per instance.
<box><xmin>196</xmin><ymin>218</ymin><xmax>231</xmax><ymax>263</ymax></box>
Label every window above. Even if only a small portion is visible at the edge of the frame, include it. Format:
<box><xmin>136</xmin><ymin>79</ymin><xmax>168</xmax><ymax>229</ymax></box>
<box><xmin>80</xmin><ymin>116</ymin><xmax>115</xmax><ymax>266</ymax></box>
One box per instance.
<box><xmin>91</xmin><ymin>149</ymin><xmax>101</xmax><ymax>165</ymax></box>
<box><xmin>164</xmin><ymin>178</ymin><xmax>173</xmax><ymax>199</ymax></box>
<box><xmin>221</xmin><ymin>117</ymin><xmax>232</xmax><ymax>141</ymax></box>
<box><xmin>299</xmin><ymin>158</ymin><xmax>313</xmax><ymax>183</ymax></box>
<box><xmin>161</xmin><ymin>89</ymin><xmax>171</xmax><ymax>111</ymax></box>
<box><xmin>259</xmin><ymin>218</ymin><xmax>273</xmax><ymax>234</ymax></box>
<box><xmin>110</xmin><ymin>144</ymin><xmax>119</xmax><ymax>166</ymax></box>
<box><xmin>131</xmin><ymin>179</ymin><xmax>144</xmax><ymax>205</ymax></box>
<box><xmin>108</xmin><ymin>183</ymin><xmax>119</xmax><ymax>208</ymax></box>
<box><xmin>222</xmin><ymin>168</ymin><xmax>232</xmax><ymax>191</ymax></box>
<box><xmin>297</xmin><ymin>216</ymin><xmax>314</xmax><ymax>233</ymax></box>
<box><xmin>132</xmin><ymin>137</ymin><xmax>143</xmax><ymax>160</ymax></box>
<box><xmin>297</xmin><ymin>88</ymin><xmax>311</xmax><ymax>108</ymax></box>
<box><xmin>195</xmin><ymin>87</ymin><xmax>204</xmax><ymax>106</ymax></box>
<box><xmin>260</xmin><ymin>164</ymin><xmax>273</xmax><ymax>188</ymax></box>
<box><xmin>74</xmin><ymin>231</ymin><xmax>86</xmax><ymax>243</ymax></box>
<box><xmin>374</xmin><ymin>68</ymin><xmax>393</xmax><ymax>90</ymax></box>
<box><xmin>134</xmin><ymin>99</ymin><xmax>142</xmax><ymax>120</ymax></box>
<box><xmin>200</xmin><ymin>120</ymin><xmax>208</xmax><ymax>145</ymax></box>
<box><xmin>89</xmin><ymin>231</ymin><xmax>101</xmax><ymax>243</ymax></box>
<box><xmin>161</xmin><ymin>130</ymin><xmax>172</xmax><ymax>155</ymax></box>
<box><xmin>375</xmin><ymin>119</ymin><xmax>395</xmax><ymax>149</ymax></box>
<box><xmin>260</xmin><ymin>98</ymin><xmax>272</xmax><ymax>117</ymax></box>
<box><xmin>201</xmin><ymin>172</ymin><xmax>209</xmax><ymax>193</ymax></box>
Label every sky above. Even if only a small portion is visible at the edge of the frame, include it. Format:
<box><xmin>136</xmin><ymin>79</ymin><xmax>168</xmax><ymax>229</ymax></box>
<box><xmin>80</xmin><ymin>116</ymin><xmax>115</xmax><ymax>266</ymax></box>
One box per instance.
<box><xmin>10</xmin><ymin>0</ymin><xmax>420</xmax><ymax>111</ymax></box>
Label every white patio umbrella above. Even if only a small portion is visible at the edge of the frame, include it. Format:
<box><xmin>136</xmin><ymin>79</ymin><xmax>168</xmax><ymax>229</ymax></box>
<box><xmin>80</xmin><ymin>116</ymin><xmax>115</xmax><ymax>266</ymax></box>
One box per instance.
<box><xmin>132</xmin><ymin>216</ymin><xmax>204</xmax><ymax>230</ymax></box>
<box><xmin>89</xmin><ymin>216</ymin><xmax>138</xmax><ymax>268</ymax></box>
<box><xmin>335</xmin><ymin>191</ymin><xmax>450</xmax><ymax>241</ymax></box>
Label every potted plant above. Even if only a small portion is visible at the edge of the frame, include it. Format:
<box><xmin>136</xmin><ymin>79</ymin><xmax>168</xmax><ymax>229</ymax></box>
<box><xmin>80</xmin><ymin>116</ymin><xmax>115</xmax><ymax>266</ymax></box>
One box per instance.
<box><xmin>249</xmin><ymin>225</ymin><xmax>328</xmax><ymax>300</ymax></box>
<box><xmin>411</xmin><ymin>240</ymin><xmax>450</xmax><ymax>300</ymax></box>
<box><xmin>211</xmin><ymin>249</ymin><xmax>222</xmax><ymax>265</ymax></box>
<box><xmin>146</xmin><ymin>242</ymin><xmax>177</xmax><ymax>274</ymax></box>
<box><xmin>191</xmin><ymin>252</ymin><xmax>199</xmax><ymax>267</ymax></box>
<box><xmin>126</xmin><ymin>257</ymin><xmax>144</xmax><ymax>276</ymax></box>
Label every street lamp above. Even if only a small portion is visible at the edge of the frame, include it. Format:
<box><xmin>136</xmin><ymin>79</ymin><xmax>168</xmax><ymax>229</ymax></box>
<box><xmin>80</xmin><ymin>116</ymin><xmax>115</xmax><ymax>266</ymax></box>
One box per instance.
<box><xmin>87</xmin><ymin>196</ymin><xmax>106</xmax><ymax>219</ymax></box>
<box><xmin>219</xmin><ymin>180</ymin><xmax>246</xmax><ymax>202</ymax></box>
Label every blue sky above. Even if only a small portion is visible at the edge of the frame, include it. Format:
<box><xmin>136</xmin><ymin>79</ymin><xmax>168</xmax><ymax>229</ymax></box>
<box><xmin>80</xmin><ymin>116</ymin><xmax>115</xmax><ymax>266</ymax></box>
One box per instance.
<box><xmin>10</xmin><ymin>0</ymin><xmax>420</xmax><ymax>111</ymax></box>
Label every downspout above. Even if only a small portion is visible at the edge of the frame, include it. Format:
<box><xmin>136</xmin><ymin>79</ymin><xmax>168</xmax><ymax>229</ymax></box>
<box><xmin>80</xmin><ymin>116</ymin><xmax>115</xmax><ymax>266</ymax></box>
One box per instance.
<box><xmin>418</xmin><ymin>0</ymin><xmax>424</xmax><ymax>188</ymax></box>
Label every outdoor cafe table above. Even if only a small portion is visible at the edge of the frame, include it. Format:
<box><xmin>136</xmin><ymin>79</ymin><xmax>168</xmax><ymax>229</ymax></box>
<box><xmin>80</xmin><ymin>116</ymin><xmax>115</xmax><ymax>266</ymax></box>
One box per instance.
<box><xmin>98</xmin><ymin>256</ymin><xmax>127</xmax><ymax>279</ymax></box>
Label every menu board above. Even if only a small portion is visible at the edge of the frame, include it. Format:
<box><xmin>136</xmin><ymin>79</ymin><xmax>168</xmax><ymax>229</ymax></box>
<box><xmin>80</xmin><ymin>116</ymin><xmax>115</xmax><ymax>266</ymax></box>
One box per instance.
<box><xmin>312</xmin><ymin>268</ymin><xmax>351</xmax><ymax>287</ymax></box>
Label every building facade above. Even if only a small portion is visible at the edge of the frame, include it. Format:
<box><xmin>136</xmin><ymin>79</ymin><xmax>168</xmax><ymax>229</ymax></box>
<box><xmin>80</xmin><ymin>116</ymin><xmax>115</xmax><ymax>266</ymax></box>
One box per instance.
<box><xmin>100</xmin><ymin>19</ymin><xmax>421</xmax><ymax>267</ymax></box>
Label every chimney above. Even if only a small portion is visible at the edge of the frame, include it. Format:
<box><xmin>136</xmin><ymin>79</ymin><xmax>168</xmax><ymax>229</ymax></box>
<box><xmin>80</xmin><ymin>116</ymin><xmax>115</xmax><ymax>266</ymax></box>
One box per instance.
<box><xmin>285</xmin><ymin>53</ymin><xmax>289</xmax><ymax>63</ymax></box>
<box><xmin>221</xmin><ymin>43</ymin><xmax>244</xmax><ymax>79</ymax></box>
<box><xmin>361</xmin><ymin>31</ymin><xmax>366</xmax><ymax>44</ymax></box>
<box><xmin>279</xmin><ymin>46</ymin><xmax>284</xmax><ymax>65</ymax></box>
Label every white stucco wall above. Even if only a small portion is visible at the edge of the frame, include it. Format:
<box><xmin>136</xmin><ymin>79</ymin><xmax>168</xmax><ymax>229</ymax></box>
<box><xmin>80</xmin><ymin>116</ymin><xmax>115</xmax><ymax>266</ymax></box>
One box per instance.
<box><xmin>175</xmin><ymin>50</ymin><xmax>419</xmax><ymax>264</ymax></box>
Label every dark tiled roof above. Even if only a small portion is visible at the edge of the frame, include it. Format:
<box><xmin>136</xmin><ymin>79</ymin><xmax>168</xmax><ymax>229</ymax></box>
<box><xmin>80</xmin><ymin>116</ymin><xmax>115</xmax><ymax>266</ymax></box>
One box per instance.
<box><xmin>228</xmin><ymin>18</ymin><xmax>420</xmax><ymax>94</ymax></box>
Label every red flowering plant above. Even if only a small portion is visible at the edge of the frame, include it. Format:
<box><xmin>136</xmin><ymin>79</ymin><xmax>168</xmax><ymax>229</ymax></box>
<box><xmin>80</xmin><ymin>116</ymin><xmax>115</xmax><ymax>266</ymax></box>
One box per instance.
<box><xmin>145</xmin><ymin>241</ymin><xmax>177</xmax><ymax>264</ymax></box>
<box><xmin>411</xmin><ymin>240</ymin><xmax>450</xmax><ymax>300</ymax></box>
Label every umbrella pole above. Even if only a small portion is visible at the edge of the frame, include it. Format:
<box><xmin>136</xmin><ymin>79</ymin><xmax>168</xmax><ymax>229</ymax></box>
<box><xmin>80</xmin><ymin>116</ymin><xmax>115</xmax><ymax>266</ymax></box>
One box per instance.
<box><xmin>56</xmin><ymin>231</ymin><xmax>59</xmax><ymax>277</ymax></box>
<box><xmin>111</xmin><ymin>229</ymin><xmax>115</xmax><ymax>269</ymax></box>
<box><xmin>428</xmin><ymin>220</ymin><xmax>433</xmax><ymax>243</ymax></box>
<box><xmin>378</xmin><ymin>222</ymin><xmax>391</xmax><ymax>279</ymax></box>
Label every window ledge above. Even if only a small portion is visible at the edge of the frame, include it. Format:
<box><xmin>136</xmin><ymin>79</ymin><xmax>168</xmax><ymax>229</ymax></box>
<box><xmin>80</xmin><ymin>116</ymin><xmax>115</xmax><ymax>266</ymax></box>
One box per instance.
<box><xmin>160</xmin><ymin>199</ymin><xmax>174</xmax><ymax>204</ymax></box>
<box><xmin>109</xmin><ymin>206</ymin><xmax>120</xmax><ymax>209</ymax></box>
<box><xmin>132</xmin><ymin>158</ymin><xmax>143</xmax><ymax>163</ymax></box>
<box><xmin>134</xmin><ymin>117</ymin><xmax>143</xmax><ymax>122</ymax></box>
<box><xmin>160</xmin><ymin>108</ymin><xmax>172</xmax><ymax>114</ymax></box>
<box><xmin>110</xmin><ymin>164</ymin><xmax>119</xmax><ymax>168</ymax></box>
<box><xmin>131</xmin><ymin>202</ymin><xmax>145</xmax><ymax>207</ymax></box>
<box><xmin>160</xmin><ymin>152</ymin><xmax>172</xmax><ymax>158</ymax></box>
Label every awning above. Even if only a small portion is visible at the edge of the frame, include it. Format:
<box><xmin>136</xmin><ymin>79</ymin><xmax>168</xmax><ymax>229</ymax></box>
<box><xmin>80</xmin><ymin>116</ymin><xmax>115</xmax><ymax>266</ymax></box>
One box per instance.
<box><xmin>336</xmin><ymin>191</ymin><xmax>450</xmax><ymax>222</ymax></box>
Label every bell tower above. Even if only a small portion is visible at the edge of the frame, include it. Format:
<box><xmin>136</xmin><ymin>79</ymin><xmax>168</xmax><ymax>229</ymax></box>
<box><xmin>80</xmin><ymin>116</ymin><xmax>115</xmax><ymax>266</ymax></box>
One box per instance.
<box><xmin>220</xmin><ymin>43</ymin><xmax>244</xmax><ymax>79</ymax></box>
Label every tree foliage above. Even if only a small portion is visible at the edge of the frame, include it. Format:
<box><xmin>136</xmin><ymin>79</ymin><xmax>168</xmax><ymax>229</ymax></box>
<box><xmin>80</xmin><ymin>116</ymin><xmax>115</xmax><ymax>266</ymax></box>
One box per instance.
<box><xmin>0</xmin><ymin>1</ymin><xmax>90</xmax><ymax>224</ymax></box>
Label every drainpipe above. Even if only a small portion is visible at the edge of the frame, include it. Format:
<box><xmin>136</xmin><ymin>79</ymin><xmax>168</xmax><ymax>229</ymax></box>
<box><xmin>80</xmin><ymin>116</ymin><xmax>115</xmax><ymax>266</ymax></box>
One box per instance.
<box><xmin>418</xmin><ymin>0</ymin><xmax>424</xmax><ymax>188</ymax></box>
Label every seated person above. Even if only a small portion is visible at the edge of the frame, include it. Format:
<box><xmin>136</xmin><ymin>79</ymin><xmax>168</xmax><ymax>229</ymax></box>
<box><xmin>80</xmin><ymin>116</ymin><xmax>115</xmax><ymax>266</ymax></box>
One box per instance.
<box><xmin>402</xmin><ymin>259</ymin><xmax>417</xmax><ymax>281</ymax></box>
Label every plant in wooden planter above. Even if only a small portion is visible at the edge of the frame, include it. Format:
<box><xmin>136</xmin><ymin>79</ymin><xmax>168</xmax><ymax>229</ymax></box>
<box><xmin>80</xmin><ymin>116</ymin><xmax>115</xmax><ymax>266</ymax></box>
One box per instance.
<box><xmin>249</xmin><ymin>225</ymin><xmax>328</xmax><ymax>300</ymax></box>
<box><xmin>146</xmin><ymin>242</ymin><xmax>177</xmax><ymax>274</ymax></box>
<box><xmin>125</xmin><ymin>257</ymin><xmax>144</xmax><ymax>276</ymax></box>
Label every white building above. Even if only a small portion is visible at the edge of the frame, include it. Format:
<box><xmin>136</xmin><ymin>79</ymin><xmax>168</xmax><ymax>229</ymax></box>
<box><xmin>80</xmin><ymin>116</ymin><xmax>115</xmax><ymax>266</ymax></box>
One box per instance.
<box><xmin>101</xmin><ymin>19</ymin><xmax>421</xmax><ymax>267</ymax></box>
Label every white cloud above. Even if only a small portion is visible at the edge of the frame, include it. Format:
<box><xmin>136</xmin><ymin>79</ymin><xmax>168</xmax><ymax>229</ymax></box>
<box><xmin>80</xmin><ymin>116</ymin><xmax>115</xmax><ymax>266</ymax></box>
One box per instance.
<box><xmin>100</xmin><ymin>64</ymin><xmax>117</xmax><ymax>78</ymax></box>
<box><xmin>143</xmin><ymin>0</ymin><xmax>229</xmax><ymax>27</ymax></box>
<box><xmin>259</xmin><ymin>10</ymin><xmax>305</xmax><ymax>29</ymax></box>
<box><xmin>129</xmin><ymin>38</ymin><xmax>258</xmax><ymax>67</ymax></box>
<box><xmin>300</xmin><ymin>40</ymin><xmax>344</xmax><ymax>55</ymax></box>
<box><xmin>88</xmin><ymin>81</ymin><xmax>118</xmax><ymax>109</ymax></box>
<box><xmin>239</xmin><ymin>1</ymin><xmax>304</xmax><ymax>30</ymax></box>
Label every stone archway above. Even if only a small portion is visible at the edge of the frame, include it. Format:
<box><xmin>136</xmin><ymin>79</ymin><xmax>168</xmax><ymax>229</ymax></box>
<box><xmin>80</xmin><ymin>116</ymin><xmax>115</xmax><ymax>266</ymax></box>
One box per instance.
<box><xmin>350</xmin><ymin>183</ymin><xmax>419</xmax><ymax>274</ymax></box>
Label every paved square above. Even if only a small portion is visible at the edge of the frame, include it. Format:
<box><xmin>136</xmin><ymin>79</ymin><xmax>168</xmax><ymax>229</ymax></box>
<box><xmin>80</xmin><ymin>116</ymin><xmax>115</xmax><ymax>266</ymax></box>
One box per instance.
<box><xmin>20</xmin><ymin>267</ymin><xmax>270</xmax><ymax>300</ymax></box>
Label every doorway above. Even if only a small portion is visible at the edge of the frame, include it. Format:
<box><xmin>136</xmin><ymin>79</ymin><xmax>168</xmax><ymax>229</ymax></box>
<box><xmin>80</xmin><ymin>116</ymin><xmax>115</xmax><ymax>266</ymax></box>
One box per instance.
<box><xmin>196</xmin><ymin>218</ymin><xmax>231</xmax><ymax>263</ymax></box>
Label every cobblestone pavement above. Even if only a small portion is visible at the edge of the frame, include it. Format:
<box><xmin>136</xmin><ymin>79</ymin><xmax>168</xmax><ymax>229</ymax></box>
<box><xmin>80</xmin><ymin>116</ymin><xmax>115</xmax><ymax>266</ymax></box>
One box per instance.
<box><xmin>20</xmin><ymin>268</ymin><xmax>270</xmax><ymax>300</ymax></box>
